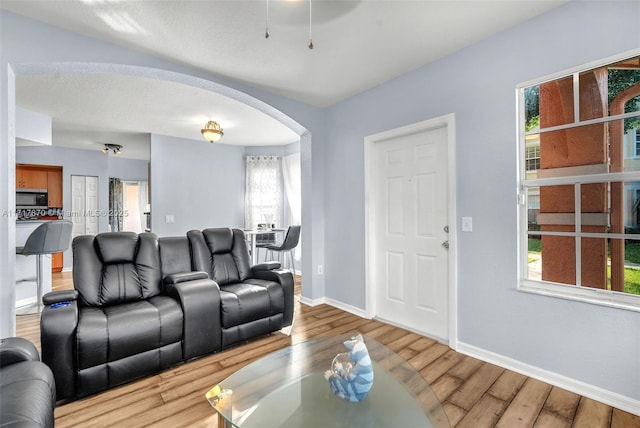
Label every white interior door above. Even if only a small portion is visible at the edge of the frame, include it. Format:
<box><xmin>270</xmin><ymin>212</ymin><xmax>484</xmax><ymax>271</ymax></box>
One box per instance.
<box><xmin>373</xmin><ymin>125</ymin><xmax>449</xmax><ymax>341</ymax></box>
<box><xmin>71</xmin><ymin>175</ymin><xmax>98</xmax><ymax>237</ymax></box>
<box><xmin>85</xmin><ymin>176</ymin><xmax>99</xmax><ymax>235</ymax></box>
<box><xmin>71</xmin><ymin>175</ymin><xmax>86</xmax><ymax>239</ymax></box>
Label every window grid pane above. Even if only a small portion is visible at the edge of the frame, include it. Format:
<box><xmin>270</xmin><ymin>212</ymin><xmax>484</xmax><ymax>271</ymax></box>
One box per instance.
<box><xmin>521</xmin><ymin>54</ymin><xmax>640</xmax><ymax>300</ymax></box>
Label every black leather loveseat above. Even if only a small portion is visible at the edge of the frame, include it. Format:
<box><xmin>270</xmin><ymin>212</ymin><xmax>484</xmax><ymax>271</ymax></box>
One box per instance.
<box><xmin>188</xmin><ymin>228</ymin><xmax>294</xmax><ymax>348</ymax></box>
<box><xmin>0</xmin><ymin>337</ymin><xmax>56</xmax><ymax>427</ymax></box>
<box><xmin>40</xmin><ymin>228</ymin><xmax>294</xmax><ymax>401</ymax></box>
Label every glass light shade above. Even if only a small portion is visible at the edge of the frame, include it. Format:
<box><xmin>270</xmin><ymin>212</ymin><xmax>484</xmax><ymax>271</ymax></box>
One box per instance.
<box><xmin>201</xmin><ymin>120</ymin><xmax>224</xmax><ymax>142</ymax></box>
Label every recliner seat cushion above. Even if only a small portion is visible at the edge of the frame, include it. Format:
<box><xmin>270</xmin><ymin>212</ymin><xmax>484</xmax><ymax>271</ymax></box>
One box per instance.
<box><xmin>77</xmin><ymin>296</ymin><xmax>183</xmax><ymax>370</ymax></box>
<box><xmin>219</xmin><ymin>279</ymin><xmax>284</xmax><ymax>328</ymax></box>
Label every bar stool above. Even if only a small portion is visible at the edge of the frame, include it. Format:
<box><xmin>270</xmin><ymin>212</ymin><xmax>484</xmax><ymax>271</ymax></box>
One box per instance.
<box><xmin>263</xmin><ymin>225</ymin><xmax>301</xmax><ymax>273</ymax></box>
<box><xmin>16</xmin><ymin>220</ymin><xmax>73</xmax><ymax>313</ymax></box>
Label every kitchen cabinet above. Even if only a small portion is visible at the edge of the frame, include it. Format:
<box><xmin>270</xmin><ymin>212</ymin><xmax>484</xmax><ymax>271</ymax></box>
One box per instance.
<box><xmin>16</xmin><ymin>168</ymin><xmax>26</xmax><ymax>188</ymax></box>
<box><xmin>47</xmin><ymin>169</ymin><xmax>63</xmax><ymax>207</ymax></box>
<box><xmin>52</xmin><ymin>252</ymin><xmax>63</xmax><ymax>272</ymax></box>
<box><xmin>17</xmin><ymin>164</ymin><xmax>64</xmax><ymax>273</ymax></box>
<box><xmin>16</xmin><ymin>165</ymin><xmax>63</xmax><ymax>206</ymax></box>
<box><xmin>16</xmin><ymin>167</ymin><xmax>47</xmax><ymax>189</ymax></box>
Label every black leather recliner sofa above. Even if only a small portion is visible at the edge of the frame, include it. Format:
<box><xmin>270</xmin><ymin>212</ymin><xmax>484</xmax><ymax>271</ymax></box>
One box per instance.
<box><xmin>0</xmin><ymin>337</ymin><xmax>56</xmax><ymax>427</ymax></box>
<box><xmin>40</xmin><ymin>228</ymin><xmax>294</xmax><ymax>401</ymax></box>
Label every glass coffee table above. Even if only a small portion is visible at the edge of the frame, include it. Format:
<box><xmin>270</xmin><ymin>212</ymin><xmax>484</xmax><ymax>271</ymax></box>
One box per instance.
<box><xmin>206</xmin><ymin>334</ymin><xmax>450</xmax><ymax>427</ymax></box>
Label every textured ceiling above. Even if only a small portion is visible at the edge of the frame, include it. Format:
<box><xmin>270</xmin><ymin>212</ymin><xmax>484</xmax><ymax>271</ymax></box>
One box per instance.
<box><xmin>3</xmin><ymin>1</ymin><xmax>567</xmax><ymax>158</ymax></box>
<box><xmin>16</xmin><ymin>73</ymin><xmax>301</xmax><ymax>159</ymax></box>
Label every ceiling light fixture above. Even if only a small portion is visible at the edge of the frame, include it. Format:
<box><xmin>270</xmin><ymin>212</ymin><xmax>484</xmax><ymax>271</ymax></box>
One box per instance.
<box><xmin>201</xmin><ymin>120</ymin><xmax>224</xmax><ymax>143</ymax></box>
<box><xmin>102</xmin><ymin>143</ymin><xmax>122</xmax><ymax>155</ymax></box>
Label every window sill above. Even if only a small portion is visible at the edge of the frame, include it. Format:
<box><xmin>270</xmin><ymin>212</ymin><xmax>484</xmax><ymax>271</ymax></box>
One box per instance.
<box><xmin>519</xmin><ymin>280</ymin><xmax>640</xmax><ymax>313</ymax></box>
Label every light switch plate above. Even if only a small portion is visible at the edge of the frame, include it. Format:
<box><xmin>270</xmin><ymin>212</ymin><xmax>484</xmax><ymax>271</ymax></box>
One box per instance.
<box><xmin>462</xmin><ymin>217</ymin><xmax>473</xmax><ymax>232</ymax></box>
<box><xmin>165</xmin><ymin>215</ymin><xmax>175</xmax><ymax>224</ymax></box>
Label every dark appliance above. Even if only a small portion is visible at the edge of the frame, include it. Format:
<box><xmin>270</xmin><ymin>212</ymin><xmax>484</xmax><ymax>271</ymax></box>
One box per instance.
<box><xmin>16</xmin><ymin>189</ymin><xmax>48</xmax><ymax>209</ymax></box>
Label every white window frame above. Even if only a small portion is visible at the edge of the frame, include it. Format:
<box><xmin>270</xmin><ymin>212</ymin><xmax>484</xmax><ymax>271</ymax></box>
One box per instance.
<box><xmin>517</xmin><ymin>49</ymin><xmax>640</xmax><ymax>312</ymax></box>
<box><xmin>525</xmin><ymin>145</ymin><xmax>540</xmax><ymax>171</ymax></box>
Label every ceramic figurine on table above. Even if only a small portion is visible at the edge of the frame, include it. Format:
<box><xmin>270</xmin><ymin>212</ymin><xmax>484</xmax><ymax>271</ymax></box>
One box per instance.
<box><xmin>324</xmin><ymin>333</ymin><xmax>374</xmax><ymax>402</ymax></box>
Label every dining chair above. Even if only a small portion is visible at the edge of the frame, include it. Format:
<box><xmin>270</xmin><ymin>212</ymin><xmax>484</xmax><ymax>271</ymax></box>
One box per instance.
<box><xmin>263</xmin><ymin>225</ymin><xmax>301</xmax><ymax>273</ymax></box>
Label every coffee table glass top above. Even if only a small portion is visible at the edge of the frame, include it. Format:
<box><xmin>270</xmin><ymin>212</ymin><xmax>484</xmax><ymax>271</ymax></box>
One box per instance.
<box><xmin>206</xmin><ymin>334</ymin><xmax>450</xmax><ymax>428</ymax></box>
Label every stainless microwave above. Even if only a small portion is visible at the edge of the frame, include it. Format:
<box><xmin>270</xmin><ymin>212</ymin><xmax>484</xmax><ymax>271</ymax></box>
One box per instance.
<box><xmin>16</xmin><ymin>188</ymin><xmax>48</xmax><ymax>209</ymax></box>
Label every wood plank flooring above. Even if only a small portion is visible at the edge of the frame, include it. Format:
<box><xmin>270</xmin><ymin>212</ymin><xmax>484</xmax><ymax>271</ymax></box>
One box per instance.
<box><xmin>15</xmin><ymin>272</ymin><xmax>640</xmax><ymax>427</ymax></box>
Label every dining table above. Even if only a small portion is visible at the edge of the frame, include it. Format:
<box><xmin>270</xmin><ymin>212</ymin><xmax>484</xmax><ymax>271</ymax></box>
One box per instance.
<box><xmin>243</xmin><ymin>228</ymin><xmax>286</xmax><ymax>265</ymax></box>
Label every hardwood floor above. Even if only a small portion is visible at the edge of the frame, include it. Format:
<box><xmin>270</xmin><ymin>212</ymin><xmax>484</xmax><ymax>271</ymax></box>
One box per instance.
<box><xmin>15</xmin><ymin>272</ymin><xmax>640</xmax><ymax>427</ymax></box>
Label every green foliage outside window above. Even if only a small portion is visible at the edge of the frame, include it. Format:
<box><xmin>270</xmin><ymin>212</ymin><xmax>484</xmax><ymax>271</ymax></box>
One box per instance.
<box><xmin>608</xmin><ymin>69</ymin><xmax>640</xmax><ymax>132</ymax></box>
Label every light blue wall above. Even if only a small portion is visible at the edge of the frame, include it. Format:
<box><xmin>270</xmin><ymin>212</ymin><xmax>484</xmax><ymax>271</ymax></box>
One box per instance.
<box><xmin>150</xmin><ymin>140</ymin><xmax>301</xmax><ymax>236</ymax></box>
<box><xmin>150</xmin><ymin>134</ymin><xmax>245</xmax><ymax>236</ymax></box>
<box><xmin>323</xmin><ymin>1</ymin><xmax>640</xmax><ymax>402</ymax></box>
<box><xmin>16</xmin><ymin>145</ymin><xmax>149</xmax><ymax>268</ymax></box>
<box><xmin>244</xmin><ymin>146</ymin><xmax>285</xmax><ymax>157</ymax></box>
<box><xmin>0</xmin><ymin>10</ymin><xmax>327</xmax><ymax>338</ymax></box>
<box><xmin>2</xmin><ymin>0</ymin><xmax>637</xmax><ymax>406</ymax></box>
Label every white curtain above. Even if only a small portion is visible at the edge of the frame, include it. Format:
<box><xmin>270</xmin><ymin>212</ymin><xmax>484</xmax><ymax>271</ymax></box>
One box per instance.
<box><xmin>245</xmin><ymin>156</ymin><xmax>282</xmax><ymax>229</ymax></box>
<box><xmin>282</xmin><ymin>154</ymin><xmax>301</xmax><ymax>270</ymax></box>
<box><xmin>282</xmin><ymin>154</ymin><xmax>301</xmax><ymax>225</ymax></box>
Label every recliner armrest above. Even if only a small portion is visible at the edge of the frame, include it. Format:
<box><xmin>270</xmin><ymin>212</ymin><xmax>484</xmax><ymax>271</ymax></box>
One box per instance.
<box><xmin>164</xmin><ymin>271</ymin><xmax>209</xmax><ymax>285</ymax></box>
<box><xmin>0</xmin><ymin>337</ymin><xmax>40</xmax><ymax>367</ymax></box>
<box><xmin>251</xmin><ymin>261</ymin><xmax>281</xmax><ymax>273</ymax></box>
<box><xmin>252</xmin><ymin>268</ymin><xmax>294</xmax><ymax>327</ymax></box>
<box><xmin>41</xmin><ymin>299</ymin><xmax>79</xmax><ymax>400</ymax></box>
<box><xmin>165</xmin><ymin>278</ymin><xmax>222</xmax><ymax>359</ymax></box>
<box><xmin>43</xmin><ymin>289</ymin><xmax>78</xmax><ymax>305</ymax></box>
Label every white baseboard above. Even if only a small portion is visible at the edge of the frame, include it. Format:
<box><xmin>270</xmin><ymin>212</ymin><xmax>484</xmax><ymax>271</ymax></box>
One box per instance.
<box><xmin>457</xmin><ymin>341</ymin><xmax>640</xmax><ymax>416</ymax></box>
<box><xmin>298</xmin><ymin>295</ymin><xmax>369</xmax><ymax>319</ymax></box>
<box><xmin>16</xmin><ymin>296</ymin><xmax>37</xmax><ymax>308</ymax></box>
<box><xmin>298</xmin><ymin>296</ymin><xmax>324</xmax><ymax>307</ymax></box>
<box><xmin>325</xmin><ymin>297</ymin><xmax>369</xmax><ymax>318</ymax></box>
<box><xmin>61</xmin><ymin>267</ymin><xmax>72</xmax><ymax>273</ymax></box>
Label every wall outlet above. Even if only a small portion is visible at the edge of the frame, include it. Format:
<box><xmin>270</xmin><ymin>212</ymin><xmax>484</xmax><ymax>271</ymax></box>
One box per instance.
<box><xmin>317</xmin><ymin>265</ymin><xmax>324</xmax><ymax>275</ymax></box>
<box><xmin>165</xmin><ymin>215</ymin><xmax>175</xmax><ymax>224</ymax></box>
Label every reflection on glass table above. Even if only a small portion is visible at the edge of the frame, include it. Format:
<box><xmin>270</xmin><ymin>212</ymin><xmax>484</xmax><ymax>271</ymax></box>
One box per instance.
<box><xmin>206</xmin><ymin>333</ymin><xmax>450</xmax><ymax>428</ymax></box>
